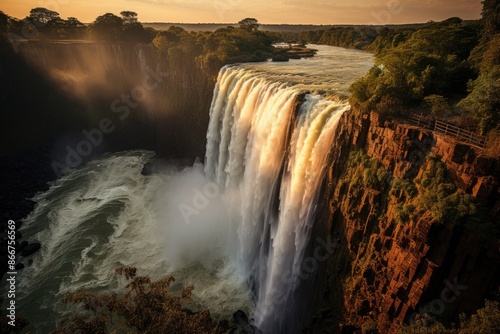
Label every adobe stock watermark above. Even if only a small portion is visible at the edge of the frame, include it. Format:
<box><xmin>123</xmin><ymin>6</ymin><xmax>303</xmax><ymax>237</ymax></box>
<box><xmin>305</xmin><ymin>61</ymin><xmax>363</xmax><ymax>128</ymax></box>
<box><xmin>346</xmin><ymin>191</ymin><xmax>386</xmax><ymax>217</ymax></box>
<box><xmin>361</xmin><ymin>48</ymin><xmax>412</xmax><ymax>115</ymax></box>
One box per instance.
<box><xmin>8</xmin><ymin>0</ymin><xmax>72</xmax><ymax>53</ymax></box>
<box><xmin>368</xmin><ymin>0</ymin><xmax>403</xmax><ymax>25</ymax></box>
<box><xmin>212</xmin><ymin>0</ymin><xmax>243</xmax><ymax>21</ymax></box>
<box><xmin>407</xmin><ymin>276</ymin><xmax>468</xmax><ymax>326</ymax></box>
<box><xmin>51</xmin><ymin>65</ymin><xmax>168</xmax><ymax>177</ymax></box>
<box><xmin>178</xmin><ymin>181</ymin><xmax>221</xmax><ymax>224</ymax></box>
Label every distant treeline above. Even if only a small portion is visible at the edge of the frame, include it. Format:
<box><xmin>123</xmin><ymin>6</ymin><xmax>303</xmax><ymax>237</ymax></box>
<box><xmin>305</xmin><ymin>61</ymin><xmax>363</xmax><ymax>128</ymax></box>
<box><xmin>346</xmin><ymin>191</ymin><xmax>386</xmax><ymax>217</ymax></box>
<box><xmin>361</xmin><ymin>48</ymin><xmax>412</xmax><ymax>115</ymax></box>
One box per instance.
<box><xmin>0</xmin><ymin>10</ymin><xmax>277</xmax><ymax>73</ymax></box>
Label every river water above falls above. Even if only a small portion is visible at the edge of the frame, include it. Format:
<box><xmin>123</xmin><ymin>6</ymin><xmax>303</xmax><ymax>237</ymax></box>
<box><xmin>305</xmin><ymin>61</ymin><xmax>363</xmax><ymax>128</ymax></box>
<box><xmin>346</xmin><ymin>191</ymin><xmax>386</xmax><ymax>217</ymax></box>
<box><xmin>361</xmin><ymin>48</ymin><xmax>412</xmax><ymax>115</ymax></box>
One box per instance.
<box><xmin>15</xmin><ymin>45</ymin><xmax>373</xmax><ymax>333</ymax></box>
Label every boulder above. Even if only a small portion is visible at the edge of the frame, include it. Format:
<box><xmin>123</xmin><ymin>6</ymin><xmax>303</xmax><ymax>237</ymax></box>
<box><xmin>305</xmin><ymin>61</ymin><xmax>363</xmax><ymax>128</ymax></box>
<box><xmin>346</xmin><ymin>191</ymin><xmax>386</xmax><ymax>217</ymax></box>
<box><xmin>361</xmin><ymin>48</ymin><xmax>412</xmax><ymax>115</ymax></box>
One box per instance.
<box><xmin>233</xmin><ymin>310</ymin><xmax>249</xmax><ymax>325</ymax></box>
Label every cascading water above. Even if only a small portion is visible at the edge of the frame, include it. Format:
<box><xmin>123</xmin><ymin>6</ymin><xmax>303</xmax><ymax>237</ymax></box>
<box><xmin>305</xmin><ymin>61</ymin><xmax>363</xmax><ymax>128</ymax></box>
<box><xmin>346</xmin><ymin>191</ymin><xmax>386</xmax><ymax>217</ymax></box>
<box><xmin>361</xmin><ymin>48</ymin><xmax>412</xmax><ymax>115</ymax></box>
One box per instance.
<box><xmin>205</xmin><ymin>66</ymin><xmax>349</xmax><ymax>333</ymax></box>
<box><xmin>15</xmin><ymin>45</ymin><xmax>373</xmax><ymax>333</ymax></box>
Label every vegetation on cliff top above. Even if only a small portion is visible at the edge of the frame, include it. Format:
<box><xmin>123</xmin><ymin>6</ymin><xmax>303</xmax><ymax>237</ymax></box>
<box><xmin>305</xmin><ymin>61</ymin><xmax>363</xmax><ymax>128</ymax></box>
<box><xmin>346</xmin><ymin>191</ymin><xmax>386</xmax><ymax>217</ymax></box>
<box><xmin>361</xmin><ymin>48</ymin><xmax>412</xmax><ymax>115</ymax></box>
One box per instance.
<box><xmin>281</xmin><ymin>1</ymin><xmax>500</xmax><ymax>135</ymax></box>
<box><xmin>0</xmin><ymin>9</ymin><xmax>277</xmax><ymax>75</ymax></box>
<box><xmin>343</xmin><ymin>150</ymin><xmax>492</xmax><ymax>231</ymax></box>
<box><xmin>351</xmin><ymin>1</ymin><xmax>499</xmax><ymax>136</ymax></box>
<box><xmin>391</xmin><ymin>157</ymin><xmax>477</xmax><ymax>226</ymax></box>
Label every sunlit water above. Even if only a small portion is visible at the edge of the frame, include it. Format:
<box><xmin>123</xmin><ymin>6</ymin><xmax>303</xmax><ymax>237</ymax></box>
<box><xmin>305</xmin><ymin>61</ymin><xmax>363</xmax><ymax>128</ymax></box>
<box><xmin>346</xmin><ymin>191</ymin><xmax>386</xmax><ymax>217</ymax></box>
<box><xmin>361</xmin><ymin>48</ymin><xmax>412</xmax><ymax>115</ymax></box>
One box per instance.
<box><xmin>246</xmin><ymin>44</ymin><xmax>374</xmax><ymax>96</ymax></box>
<box><xmin>15</xmin><ymin>45</ymin><xmax>373</xmax><ymax>333</ymax></box>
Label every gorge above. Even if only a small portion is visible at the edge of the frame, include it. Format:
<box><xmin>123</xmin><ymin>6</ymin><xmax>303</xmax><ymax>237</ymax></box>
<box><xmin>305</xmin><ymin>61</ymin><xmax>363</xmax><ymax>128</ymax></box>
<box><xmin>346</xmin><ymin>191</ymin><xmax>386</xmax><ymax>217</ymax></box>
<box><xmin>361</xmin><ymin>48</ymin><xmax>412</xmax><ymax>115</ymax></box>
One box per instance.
<box><xmin>2</xmin><ymin>38</ymin><xmax>499</xmax><ymax>334</ymax></box>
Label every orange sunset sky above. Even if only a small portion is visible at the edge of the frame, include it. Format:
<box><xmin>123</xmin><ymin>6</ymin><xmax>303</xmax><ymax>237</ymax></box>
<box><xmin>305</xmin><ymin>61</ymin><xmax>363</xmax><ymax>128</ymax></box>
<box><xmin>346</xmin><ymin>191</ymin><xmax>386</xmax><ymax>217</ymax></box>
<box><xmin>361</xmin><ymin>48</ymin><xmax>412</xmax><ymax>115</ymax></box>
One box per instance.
<box><xmin>1</xmin><ymin>0</ymin><xmax>483</xmax><ymax>25</ymax></box>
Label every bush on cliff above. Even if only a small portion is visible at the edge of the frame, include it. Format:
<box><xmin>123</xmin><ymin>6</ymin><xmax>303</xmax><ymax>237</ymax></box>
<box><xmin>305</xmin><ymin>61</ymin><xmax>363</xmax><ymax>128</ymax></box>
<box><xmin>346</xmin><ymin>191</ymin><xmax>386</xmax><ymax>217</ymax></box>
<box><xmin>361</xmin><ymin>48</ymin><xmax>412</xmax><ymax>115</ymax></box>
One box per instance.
<box><xmin>389</xmin><ymin>156</ymin><xmax>477</xmax><ymax>225</ymax></box>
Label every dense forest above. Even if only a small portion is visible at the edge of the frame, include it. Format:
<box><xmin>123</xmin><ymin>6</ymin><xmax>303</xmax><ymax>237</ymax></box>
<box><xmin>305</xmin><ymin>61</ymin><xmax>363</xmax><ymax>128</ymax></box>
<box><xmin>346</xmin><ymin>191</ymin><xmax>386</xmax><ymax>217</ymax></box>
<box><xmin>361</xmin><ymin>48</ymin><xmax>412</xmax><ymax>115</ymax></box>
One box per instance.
<box><xmin>1</xmin><ymin>10</ymin><xmax>276</xmax><ymax>74</ymax></box>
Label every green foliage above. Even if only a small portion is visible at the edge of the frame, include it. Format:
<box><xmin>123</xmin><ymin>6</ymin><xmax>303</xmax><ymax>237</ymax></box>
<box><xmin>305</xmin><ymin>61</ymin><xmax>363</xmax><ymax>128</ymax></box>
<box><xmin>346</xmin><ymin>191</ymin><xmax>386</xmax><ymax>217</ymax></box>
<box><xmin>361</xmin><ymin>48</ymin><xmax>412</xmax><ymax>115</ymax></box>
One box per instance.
<box><xmin>52</xmin><ymin>267</ymin><xmax>225</xmax><ymax>334</ymax></box>
<box><xmin>458</xmin><ymin>65</ymin><xmax>500</xmax><ymax>134</ymax></box>
<box><xmin>401</xmin><ymin>300</ymin><xmax>500</xmax><ymax>334</ymax></box>
<box><xmin>87</xmin><ymin>13</ymin><xmax>124</xmax><ymax>41</ymax></box>
<box><xmin>120</xmin><ymin>11</ymin><xmax>138</xmax><ymax>24</ymax></box>
<box><xmin>390</xmin><ymin>156</ymin><xmax>476</xmax><ymax>224</ymax></box>
<box><xmin>481</xmin><ymin>0</ymin><xmax>500</xmax><ymax>39</ymax></box>
<box><xmin>279</xmin><ymin>26</ymin><xmax>412</xmax><ymax>51</ymax></box>
<box><xmin>1</xmin><ymin>11</ymin><xmax>275</xmax><ymax>75</ymax></box>
<box><xmin>0</xmin><ymin>10</ymin><xmax>13</xmax><ymax>36</ymax></box>
<box><xmin>342</xmin><ymin>1</ymin><xmax>499</xmax><ymax>133</ymax></box>
<box><xmin>457</xmin><ymin>1</ymin><xmax>500</xmax><ymax>133</ymax></box>
<box><xmin>349</xmin><ymin>19</ymin><xmax>480</xmax><ymax>115</ymax></box>
<box><xmin>29</xmin><ymin>7</ymin><xmax>60</xmax><ymax>24</ymax></box>
<box><xmin>238</xmin><ymin>18</ymin><xmax>259</xmax><ymax>31</ymax></box>
<box><xmin>343</xmin><ymin>149</ymin><xmax>390</xmax><ymax>198</ymax></box>
<box><xmin>152</xmin><ymin>24</ymin><xmax>275</xmax><ymax>75</ymax></box>
<box><xmin>424</xmin><ymin>95</ymin><xmax>451</xmax><ymax>118</ymax></box>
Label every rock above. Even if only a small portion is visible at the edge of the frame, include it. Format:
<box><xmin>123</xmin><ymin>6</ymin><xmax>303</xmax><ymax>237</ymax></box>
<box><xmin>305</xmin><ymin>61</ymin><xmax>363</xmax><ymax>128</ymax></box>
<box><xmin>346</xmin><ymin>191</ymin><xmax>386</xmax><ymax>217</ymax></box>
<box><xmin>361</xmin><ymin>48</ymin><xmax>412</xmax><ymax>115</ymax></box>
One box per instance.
<box><xmin>141</xmin><ymin>158</ymin><xmax>174</xmax><ymax>175</ymax></box>
<box><xmin>233</xmin><ymin>310</ymin><xmax>249</xmax><ymax>325</ymax></box>
<box><xmin>231</xmin><ymin>310</ymin><xmax>256</xmax><ymax>333</ymax></box>
<box><xmin>272</xmin><ymin>54</ymin><xmax>289</xmax><ymax>62</ymax></box>
<box><xmin>15</xmin><ymin>263</ymin><xmax>25</xmax><ymax>270</ymax></box>
<box><xmin>141</xmin><ymin>161</ymin><xmax>155</xmax><ymax>176</ymax></box>
<box><xmin>21</xmin><ymin>242</ymin><xmax>41</xmax><ymax>257</ymax></box>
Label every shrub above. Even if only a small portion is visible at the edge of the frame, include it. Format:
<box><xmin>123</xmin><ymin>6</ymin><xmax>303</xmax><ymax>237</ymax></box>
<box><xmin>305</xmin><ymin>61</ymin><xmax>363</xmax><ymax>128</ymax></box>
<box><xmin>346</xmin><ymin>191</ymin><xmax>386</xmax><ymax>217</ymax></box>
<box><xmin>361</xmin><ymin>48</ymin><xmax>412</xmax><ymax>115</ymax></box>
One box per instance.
<box><xmin>52</xmin><ymin>267</ymin><xmax>225</xmax><ymax>334</ymax></box>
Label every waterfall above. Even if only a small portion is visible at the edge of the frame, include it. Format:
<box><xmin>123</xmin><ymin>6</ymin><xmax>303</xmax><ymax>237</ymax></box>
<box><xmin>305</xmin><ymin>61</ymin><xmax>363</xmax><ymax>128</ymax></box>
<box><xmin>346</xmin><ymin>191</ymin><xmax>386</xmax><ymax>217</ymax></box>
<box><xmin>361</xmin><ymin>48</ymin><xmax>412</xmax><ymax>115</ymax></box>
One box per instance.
<box><xmin>205</xmin><ymin>66</ymin><xmax>349</xmax><ymax>333</ymax></box>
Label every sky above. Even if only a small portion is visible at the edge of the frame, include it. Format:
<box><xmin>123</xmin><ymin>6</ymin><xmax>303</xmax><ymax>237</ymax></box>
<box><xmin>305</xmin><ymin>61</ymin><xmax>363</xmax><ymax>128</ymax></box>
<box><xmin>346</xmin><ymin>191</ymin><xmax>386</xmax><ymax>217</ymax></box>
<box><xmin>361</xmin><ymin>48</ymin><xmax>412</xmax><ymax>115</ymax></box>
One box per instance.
<box><xmin>1</xmin><ymin>0</ymin><xmax>483</xmax><ymax>25</ymax></box>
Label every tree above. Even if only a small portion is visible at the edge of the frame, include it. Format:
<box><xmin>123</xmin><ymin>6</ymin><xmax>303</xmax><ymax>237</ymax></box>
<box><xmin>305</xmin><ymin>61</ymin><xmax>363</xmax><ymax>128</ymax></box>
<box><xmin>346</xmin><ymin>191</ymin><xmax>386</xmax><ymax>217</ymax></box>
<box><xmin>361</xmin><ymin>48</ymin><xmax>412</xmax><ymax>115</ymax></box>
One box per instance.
<box><xmin>52</xmin><ymin>267</ymin><xmax>226</xmax><ymax>334</ymax></box>
<box><xmin>458</xmin><ymin>65</ymin><xmax>500</xmax><ymax>134</ymax></box>
<box><xmin>29</xmin><ymin>7</ymin><xmax>60</xmax><ymax>25</ymax></box>
<box><xmin>238</xmin><ymin>18</ymin><xmax>259</xmax><ymax>31</ymax></box>
<box><xmin>120</xmin><ymin>11</ymin><xmax>138</xmax><ymax>24</ymax></box>
<box><xmin>424</xmin><ymin>95</ymin><xmax>451</xmax><ymax>118</ymax></box>
<box><xmin>0</xmin><ymin>11</ymin><xmax>11</xmax><ymax>35</ymax></box>
<box><xmin>67</xmin><ymin>17</ymin><xmax>84</xmax><ymax>28</ymax></box>
<box><xmin>87</xmin><ymin>13</ymin><xmax>123</xmax><ymax>41</ymax></box>
<box><xmin>481</xmin><ymin>0</ymin><xmax>500</xmax><ymax>39</ymax></box>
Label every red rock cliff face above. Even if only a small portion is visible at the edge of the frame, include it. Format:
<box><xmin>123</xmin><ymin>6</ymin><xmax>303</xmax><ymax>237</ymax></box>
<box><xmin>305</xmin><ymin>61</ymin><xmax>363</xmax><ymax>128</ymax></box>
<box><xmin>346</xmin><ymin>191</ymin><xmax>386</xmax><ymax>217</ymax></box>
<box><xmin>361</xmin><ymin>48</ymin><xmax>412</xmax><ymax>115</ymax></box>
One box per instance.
<box><xmin>312</xmin><ymin>110</ymin><xmax>500</xmax><ymax>333</ymax></box>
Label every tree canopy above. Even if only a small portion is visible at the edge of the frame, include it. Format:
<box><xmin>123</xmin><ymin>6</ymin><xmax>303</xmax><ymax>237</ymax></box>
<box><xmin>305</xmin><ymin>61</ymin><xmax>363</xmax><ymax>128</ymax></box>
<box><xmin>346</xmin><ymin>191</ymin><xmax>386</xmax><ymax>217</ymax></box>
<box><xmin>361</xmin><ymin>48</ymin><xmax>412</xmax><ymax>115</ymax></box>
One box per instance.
<box><xmin>29</xmin><ymin>7</ymin><xmax>60</xmax><ymax>24</ymax></box>
<box><xmin>120</xmin><ymin>11</ymin><xmax>138</xmax><ymax>24</ymax></box>
<box><xmin>238</xmin><ymin>18</ymin><xmax>259</xmax><ymax>31</ymax></box>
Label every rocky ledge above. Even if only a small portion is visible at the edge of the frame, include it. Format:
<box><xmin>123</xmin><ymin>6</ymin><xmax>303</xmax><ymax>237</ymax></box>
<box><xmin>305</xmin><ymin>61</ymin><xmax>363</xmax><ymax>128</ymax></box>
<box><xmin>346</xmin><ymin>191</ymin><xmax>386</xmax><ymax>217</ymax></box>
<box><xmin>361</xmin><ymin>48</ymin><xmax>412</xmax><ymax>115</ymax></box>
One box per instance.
<box><xmin>310</xmin><ymin>109</ymin><xmax>499</xmax><ymax>333</ymax></box>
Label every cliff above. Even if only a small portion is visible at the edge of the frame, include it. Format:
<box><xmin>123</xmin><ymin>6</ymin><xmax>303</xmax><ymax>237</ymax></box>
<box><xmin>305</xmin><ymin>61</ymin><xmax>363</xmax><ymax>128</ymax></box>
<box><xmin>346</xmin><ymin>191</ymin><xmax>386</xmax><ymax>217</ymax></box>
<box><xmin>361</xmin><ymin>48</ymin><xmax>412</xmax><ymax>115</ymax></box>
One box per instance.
<box><xmin>3</xmin><ymin>40</ymin><xmax>216</xmax><ymax>161</ymax></box>
<box><xmin>1</xmin><ymin>39</ymin><xmax>217</xmax><ymax>241</ymax></box>
<box><xmin>311</xmin><ymin>109</ymin><xmax>500</xmax><ymax>333</ymax></box>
